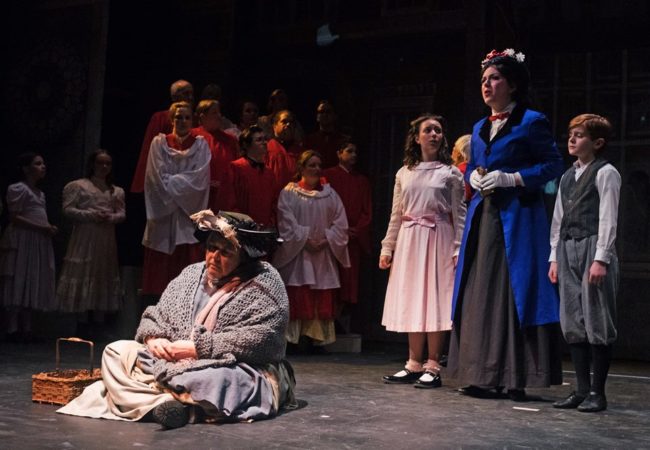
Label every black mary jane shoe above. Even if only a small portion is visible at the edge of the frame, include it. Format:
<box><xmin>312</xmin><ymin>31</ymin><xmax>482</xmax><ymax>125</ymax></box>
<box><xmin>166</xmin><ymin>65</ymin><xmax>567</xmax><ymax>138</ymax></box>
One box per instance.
<box><xmin>153</xmin><ymin>400</ymin><xmax>190</xmax><ymax>429</ymax></box>
<box><xmin>414</xmin><ymin>371</ymin><xmax>442</xmax><ymax>389</ymax></box>
<box><xmin>553</xmin><ymin>391</ymin><xmax>587</xmax><ymax>409</ymax></box>
<box><xmin>577</xmin><ymin>392</ymin><xmax>607</xmax><ymax>413</ymax></box>
<box><xmin>383</xmin><ymin>369</ymin><xmax>424</xmax><ymax>384</ymax></box>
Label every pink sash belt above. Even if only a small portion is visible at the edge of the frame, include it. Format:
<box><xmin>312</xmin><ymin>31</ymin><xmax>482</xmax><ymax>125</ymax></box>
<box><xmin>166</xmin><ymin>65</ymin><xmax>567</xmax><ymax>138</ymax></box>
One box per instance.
<box><xmin>401</xmin><ymin>213</ymin><xmax>449</xmax><ymax>229</ymax></box>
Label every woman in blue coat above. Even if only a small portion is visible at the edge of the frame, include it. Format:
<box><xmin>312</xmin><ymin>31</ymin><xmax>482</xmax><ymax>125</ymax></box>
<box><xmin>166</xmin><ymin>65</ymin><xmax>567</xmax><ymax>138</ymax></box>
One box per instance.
<box><xmin>448</xmin><ymin>49</ymin><xmax>564</xmax><ymax>400</ymax></box>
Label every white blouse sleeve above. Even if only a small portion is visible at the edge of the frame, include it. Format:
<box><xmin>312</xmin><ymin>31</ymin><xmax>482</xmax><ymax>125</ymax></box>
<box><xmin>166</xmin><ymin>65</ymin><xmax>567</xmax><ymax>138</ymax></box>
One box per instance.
<box><xmin>449</xmin><ymin>167</ymin><xmax>467</xmax><ymax>256</ymax></box>
<box><xmin>380</xmin><ymin>168</ymin><xmax>404</xmax><ymax>257</ymax></box>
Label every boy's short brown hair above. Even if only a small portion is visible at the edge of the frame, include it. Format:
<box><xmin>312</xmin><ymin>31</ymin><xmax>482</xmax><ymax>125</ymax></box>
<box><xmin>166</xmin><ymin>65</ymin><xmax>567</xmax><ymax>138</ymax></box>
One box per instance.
<box><xmin>195</xmin><ymin>99</ymin><xmax>219</xmax><ymax>117</ymax></box>
<box><xmin>568</xmin><ymin>114</ymin><xmax>613</xmax><ymax>152</ymax></box>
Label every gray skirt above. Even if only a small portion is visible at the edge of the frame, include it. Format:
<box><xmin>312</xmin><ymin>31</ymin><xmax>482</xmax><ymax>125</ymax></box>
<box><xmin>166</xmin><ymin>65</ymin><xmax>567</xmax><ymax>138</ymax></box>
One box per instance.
<box><xmin>448</xmin><ymin>196</ymin><xmax>563</xmax><ymax>389</ymax></box>
<box><xmin>138</xmin><ymin>350</ymin><xmax>276</xmax><ymax>421</ymax></box>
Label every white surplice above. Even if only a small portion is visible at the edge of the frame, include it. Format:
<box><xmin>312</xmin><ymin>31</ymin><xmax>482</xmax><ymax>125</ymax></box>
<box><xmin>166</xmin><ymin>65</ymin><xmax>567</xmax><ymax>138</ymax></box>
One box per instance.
<box><xmin>272</xmin><ymin>182</ymin><xmax>350</xmax><ymax>289</ymax></box>
<box><xmin>143</xmin><ymin>134</ymin><xmax>211</xmax><ymax>254</ymax></box>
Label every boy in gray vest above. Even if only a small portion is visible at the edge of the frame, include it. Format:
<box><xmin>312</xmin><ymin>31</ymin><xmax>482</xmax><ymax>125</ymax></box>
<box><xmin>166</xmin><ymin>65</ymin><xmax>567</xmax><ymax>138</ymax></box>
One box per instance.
<box><xmin>548</xmin><ymin>114</ymin><xmax>621</xmax><ymax>412</ymax></box>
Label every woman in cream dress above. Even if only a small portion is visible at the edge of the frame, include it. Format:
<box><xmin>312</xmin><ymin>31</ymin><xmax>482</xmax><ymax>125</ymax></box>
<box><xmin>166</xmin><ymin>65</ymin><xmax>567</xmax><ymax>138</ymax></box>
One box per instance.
<box><xmin>56</xmin><ymin>150</ymin><xmax>125</xmax><ymax>315</ymax></box>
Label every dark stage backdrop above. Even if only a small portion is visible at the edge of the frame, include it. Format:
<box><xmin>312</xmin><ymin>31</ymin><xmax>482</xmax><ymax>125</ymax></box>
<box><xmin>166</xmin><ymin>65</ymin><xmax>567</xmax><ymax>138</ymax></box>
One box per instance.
<box><xmin>3</xmin><ymin>1</ymin><xmax>650</xmax><ymax>357</ymax></box>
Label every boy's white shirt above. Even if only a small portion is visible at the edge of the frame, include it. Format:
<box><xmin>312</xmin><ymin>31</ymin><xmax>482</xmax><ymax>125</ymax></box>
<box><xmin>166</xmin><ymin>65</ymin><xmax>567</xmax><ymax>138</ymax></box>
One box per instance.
<box><xmin>549</xmin><ymin>159</ymin><xmax>621</xmax><ymax>264</ymax></box>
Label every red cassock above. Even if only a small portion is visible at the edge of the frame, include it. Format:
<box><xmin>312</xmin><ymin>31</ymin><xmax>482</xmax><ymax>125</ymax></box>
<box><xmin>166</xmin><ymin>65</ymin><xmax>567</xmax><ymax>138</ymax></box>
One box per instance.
<box><xmin>229</xmin><ymin>157</ymin><xmax>278</xmax><ymax>227</ymax></box>
<box><xmin>265</xmin><ymin>139</ymin><xmax>304</xmax><ymax>190</ymax></box>
<box><xmin>131</xmin><ymin>110</ymin><xmax>172</xmax><ymax>193</ymax></box>
<box><xmin>208</xmin><ymin>128</ymin><xmax>240</xmax><ymax>163</ymax></box>
<box><xmin>456</xmin><ymin>161</ymin><xmax>472</xmax><ymax>202</ymax></box>
<box><xmin>303</xmin><ymin>130</ymin><xmax>350</xmax><ymax>170</ymax></box>
<box><xmin>193</xmin><ymin>126</ymin><xmax>240</xmax><ymax>212</ymax></box>
<box><xmin>141</xmin><ymin>133</ymin><xmax>207</xmax><ymax>295</ymax></box>
<box><xmin>322</xmin><ymin>165</ymin><xmax>372</xmax><ymax>303</ymax></box>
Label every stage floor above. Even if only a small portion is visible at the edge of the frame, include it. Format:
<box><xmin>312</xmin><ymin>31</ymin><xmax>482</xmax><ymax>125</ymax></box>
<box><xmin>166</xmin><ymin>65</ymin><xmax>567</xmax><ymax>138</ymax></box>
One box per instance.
<box><xmin>1</xmin><ymin>340</ymin><xmax>649</xmax><ymax>449</ymax></box>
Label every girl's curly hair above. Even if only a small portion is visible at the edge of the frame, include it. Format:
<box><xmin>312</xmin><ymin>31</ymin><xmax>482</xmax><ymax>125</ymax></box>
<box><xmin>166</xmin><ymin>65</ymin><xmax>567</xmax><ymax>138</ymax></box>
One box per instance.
<box><xmin>403</xmin><ymin>114</ymin><xmax>451</xmax><ymax>169</ymax></box>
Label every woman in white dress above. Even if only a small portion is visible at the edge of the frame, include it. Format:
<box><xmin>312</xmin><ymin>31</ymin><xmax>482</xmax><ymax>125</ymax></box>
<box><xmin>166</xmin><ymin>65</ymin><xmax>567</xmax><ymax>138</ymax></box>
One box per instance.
<box><xmin>273</xmin><ymin>150</ymin><xmax>350</xmax><ymax>348</ymax></box>
<box><xmin>56</xmin><ymin>150</ymin><xmax>126</xmax><ymax>317</ymax></box>
<box><xmin>0</xmin><ymin>153</ymin><xmax>58</xmax><ymax>339</ymax></box>
<box><xmin>380</xmin><ymin>115</ymin><xmax>466</xmax><ymax>388</ymax></box>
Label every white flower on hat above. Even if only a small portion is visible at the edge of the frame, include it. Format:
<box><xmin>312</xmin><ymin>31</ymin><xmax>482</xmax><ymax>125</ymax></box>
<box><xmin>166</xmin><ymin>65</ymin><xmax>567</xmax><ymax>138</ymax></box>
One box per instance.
<box><xmin>481</xmin><ymin>48</ymin><xmax>527</xmax><ymax>67</ymax></box>
<box><xmin>190</xmin><ymin>209</ymin><xmax>241</xmax><ymax>248</ymax></box>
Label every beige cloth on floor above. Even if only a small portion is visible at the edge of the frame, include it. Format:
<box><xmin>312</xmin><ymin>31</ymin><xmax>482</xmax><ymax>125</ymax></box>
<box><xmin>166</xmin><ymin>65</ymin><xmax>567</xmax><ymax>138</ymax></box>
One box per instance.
<box><xmin>57</xmin><ymin>340</ymin><xmax>172</xmax><ymax>421</ymax></box>
<box><xmin>58</xmin><ymin>339</ymin><xmax>297</xmax><ymax>421</ymax></box>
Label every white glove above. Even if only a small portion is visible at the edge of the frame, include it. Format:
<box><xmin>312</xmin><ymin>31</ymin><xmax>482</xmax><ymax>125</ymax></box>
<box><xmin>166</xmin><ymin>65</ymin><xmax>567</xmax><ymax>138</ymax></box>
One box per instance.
<box><xmin>469</xmin><ymin>169</ymin><xmax>484</xmax><ymax>190</ymax></box>
<box><xmin>481</xmin><ymin>170</ymin><xmax>518</xmax><ymax>190</ymax></box>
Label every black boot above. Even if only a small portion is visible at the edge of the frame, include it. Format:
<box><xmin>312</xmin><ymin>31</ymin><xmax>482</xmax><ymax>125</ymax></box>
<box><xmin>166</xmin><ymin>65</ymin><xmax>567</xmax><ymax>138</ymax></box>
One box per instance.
<box><xmin>577</xmin><ymin>392</ymin><xmax>607</xmax><ymax>412</ymax></box>
<box><xmin>553</xmin><ymin>391</ymin><xmax>587</xmax><ymax>409</ymax></box>
<box><xmin>591</xmin><ymin>344</ymin><xmax>612</xmax><ymax>396</ymax></box>
<box><xmin>570</xmin><ymin>342</ymin><xmax>592</xmax><ymax>395</ymax></box>
<box><xmin>152</xmin><ymin>400</ymin><xmax>189</xmax><ymax>429</ymax></box>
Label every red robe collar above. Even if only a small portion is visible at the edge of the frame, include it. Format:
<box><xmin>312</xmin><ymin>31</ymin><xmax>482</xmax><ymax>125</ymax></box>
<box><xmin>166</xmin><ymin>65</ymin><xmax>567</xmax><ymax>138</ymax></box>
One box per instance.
<box><xmin>166</xmin><ymin>131</ymin><xmax>197</xmax><ymax>150</ymax></box>
<box><xmin>298</xmin><ymin>177</ymin><xmax>327</xmax><ymax>191</ymax></box>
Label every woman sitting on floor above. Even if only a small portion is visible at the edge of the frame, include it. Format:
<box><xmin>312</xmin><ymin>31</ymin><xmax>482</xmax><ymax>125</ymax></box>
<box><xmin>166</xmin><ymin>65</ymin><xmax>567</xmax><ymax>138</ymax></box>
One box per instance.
<box><xmin>58</xmin><ymin>210</ymin><xmax>296</xmax><ymax>429</ymax></box>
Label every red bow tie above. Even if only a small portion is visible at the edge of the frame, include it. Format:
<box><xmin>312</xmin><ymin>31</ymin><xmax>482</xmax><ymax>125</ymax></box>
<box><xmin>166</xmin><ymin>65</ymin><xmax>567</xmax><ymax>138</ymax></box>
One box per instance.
<box><xmin>489</xmin><ymin>112</ymin><xmax>510</xmax><ymax>121</ymax></box>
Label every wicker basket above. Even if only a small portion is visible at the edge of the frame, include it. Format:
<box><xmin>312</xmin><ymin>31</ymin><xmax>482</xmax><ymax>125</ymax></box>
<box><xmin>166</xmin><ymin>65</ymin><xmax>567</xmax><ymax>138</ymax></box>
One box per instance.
<box><xmin>32</xmin><ymin>337</ymin><xmax>102</xmax><ymax>405</ymax></box>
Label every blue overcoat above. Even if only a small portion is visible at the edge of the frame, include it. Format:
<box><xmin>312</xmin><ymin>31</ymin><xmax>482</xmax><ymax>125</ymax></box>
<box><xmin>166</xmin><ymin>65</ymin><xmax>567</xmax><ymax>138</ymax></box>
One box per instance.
<box><xmin>451</xmin><ymin>106</ymin><xmax>564</xmax><ymax>327</ymax></box>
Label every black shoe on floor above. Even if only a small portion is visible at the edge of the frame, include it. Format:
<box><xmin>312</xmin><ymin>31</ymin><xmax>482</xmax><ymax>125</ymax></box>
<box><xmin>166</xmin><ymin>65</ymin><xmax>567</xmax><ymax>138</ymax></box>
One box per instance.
<box><xmin>383</xmin><ymin>369</ymin><xmax>424</xmax><ymax>384</ymax></box>
<box><xmin>553</xmin><ymin>391</ymin><xmax>587</xmax><ymax>409</ymax></box>
<box><xmin>507</xmin><ymin>389</ymin><xmax>527</xmax><ymax>402</ymax></box>
<box><xmin>458</xmin><ymin>385</ymin><xmax>496</xmax><ymax>398</ymax></box>
<box><xmin>414</xmin><ymin>371</ymin><xmax>442</xmax><ymax>389</ymax></box>
<box><xmin>577</xmin><ymin>392</ymin><xmax>607</xmax><ymax>413</ymax></box>
<box><xmin>153</xmin><ymin>400</ymin><xmax>189</xmax><ymax>429</ymax></box>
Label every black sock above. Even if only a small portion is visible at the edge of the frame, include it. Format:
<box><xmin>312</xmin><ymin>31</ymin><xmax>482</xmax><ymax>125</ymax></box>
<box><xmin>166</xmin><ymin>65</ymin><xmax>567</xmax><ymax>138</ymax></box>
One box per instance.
<box><xmin>591</xmin><ymin>344</ymin><xmax>612</xmax><ymax>395</ymax></box>
<box><xmin>569</xmin><ymin>343</ymin><xmax>591</xmax><ymax>395</ymax></box>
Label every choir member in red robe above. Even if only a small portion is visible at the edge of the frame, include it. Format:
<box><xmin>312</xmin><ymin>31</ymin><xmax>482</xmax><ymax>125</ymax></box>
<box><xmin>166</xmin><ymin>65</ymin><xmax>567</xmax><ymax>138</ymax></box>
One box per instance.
<box><xmin>304</xmin><ymin>100</ymin><xmax>350</xmax><ymax>169</ymax></box>
<box><xmin>273</xmin><ymin>150</ymin><xmax>350</xmax><ymax>347</ymax></box>
<box><xmin>194</xmin><ymin>99</ymin><xmax>240</xmax><ymax>161</ymax></box>
<box><xmin>229</xmin><ymin>125</ymin><xmax>278</xmax><ymax>227</ymax></box>
<box><xmin>198</xmin><ymin>83</ymin><xmax>239</xmax><ymax>138</ymax></box>
<box><xmin>141</xmin><ymin>101</ymin><xmax>210</xmax><ymax>295</ymax></box>
<box><xmin>323</xmin><ymin>142</ymin><xmax>372</xmax><ymax>305</ymax></box>
<box><xmin>266</xmin><ymin>110</ymin><xmax>304</xmax><ymax>189</ymax></box>
<box><xmin>237</xmin><ymin>100</ymin><xmax>260</xmax><ymax>133</ymax></box>
<box><xmin>193</xmin><ymin>99</ymin><xmax>239</xmax><ymax>211</ymax></box>
<box><xmin>258</xmin><ymin>89</ymin><xmax>304</xmax><ymax>142</ymax></box>
<box><xmin>131</xmin><ymin>80</ymin><xmax>194</xmax><ymax>193</ymax></box>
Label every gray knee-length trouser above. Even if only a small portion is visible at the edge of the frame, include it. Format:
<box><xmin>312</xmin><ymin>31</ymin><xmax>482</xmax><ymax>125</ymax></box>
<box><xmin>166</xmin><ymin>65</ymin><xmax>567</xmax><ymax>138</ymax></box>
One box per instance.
<box><xmin>557</xmin><ymin>235</ymin><xmax>618</xmax><ymax>345</ymax></box>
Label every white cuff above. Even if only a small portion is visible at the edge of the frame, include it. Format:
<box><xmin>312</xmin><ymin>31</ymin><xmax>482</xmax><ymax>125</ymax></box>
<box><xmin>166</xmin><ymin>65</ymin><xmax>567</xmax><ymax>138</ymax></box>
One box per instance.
<box><xmin>514</xmin><ymin>172</ymin><xmax>524</xmax><ymax>187</ymax></box>
<box><xmin>594</xmin><ymin>248</ymin><xmax>612</xmax><ymax>264</ymax></box>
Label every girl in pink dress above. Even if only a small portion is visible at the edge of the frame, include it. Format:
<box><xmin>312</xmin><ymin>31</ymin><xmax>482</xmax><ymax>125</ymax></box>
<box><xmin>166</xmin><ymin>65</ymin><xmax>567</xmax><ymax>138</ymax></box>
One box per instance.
<box><xmin>380</xmin><ymin>115</ymin><xmax>466</xmax><ymax>388</ymax></box>
<box><xmin>1</xmin><ymin>153</ymin><xmax>58</xmax><ymax>340</ymax></box>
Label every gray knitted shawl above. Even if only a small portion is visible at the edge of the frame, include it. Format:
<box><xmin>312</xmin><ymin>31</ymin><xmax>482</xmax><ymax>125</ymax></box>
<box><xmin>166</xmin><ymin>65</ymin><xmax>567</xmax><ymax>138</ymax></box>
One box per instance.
<box><xmin>135</xmin><ymin>261</ymin><xmax>289</xmax><ymax>383</ymax></box>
